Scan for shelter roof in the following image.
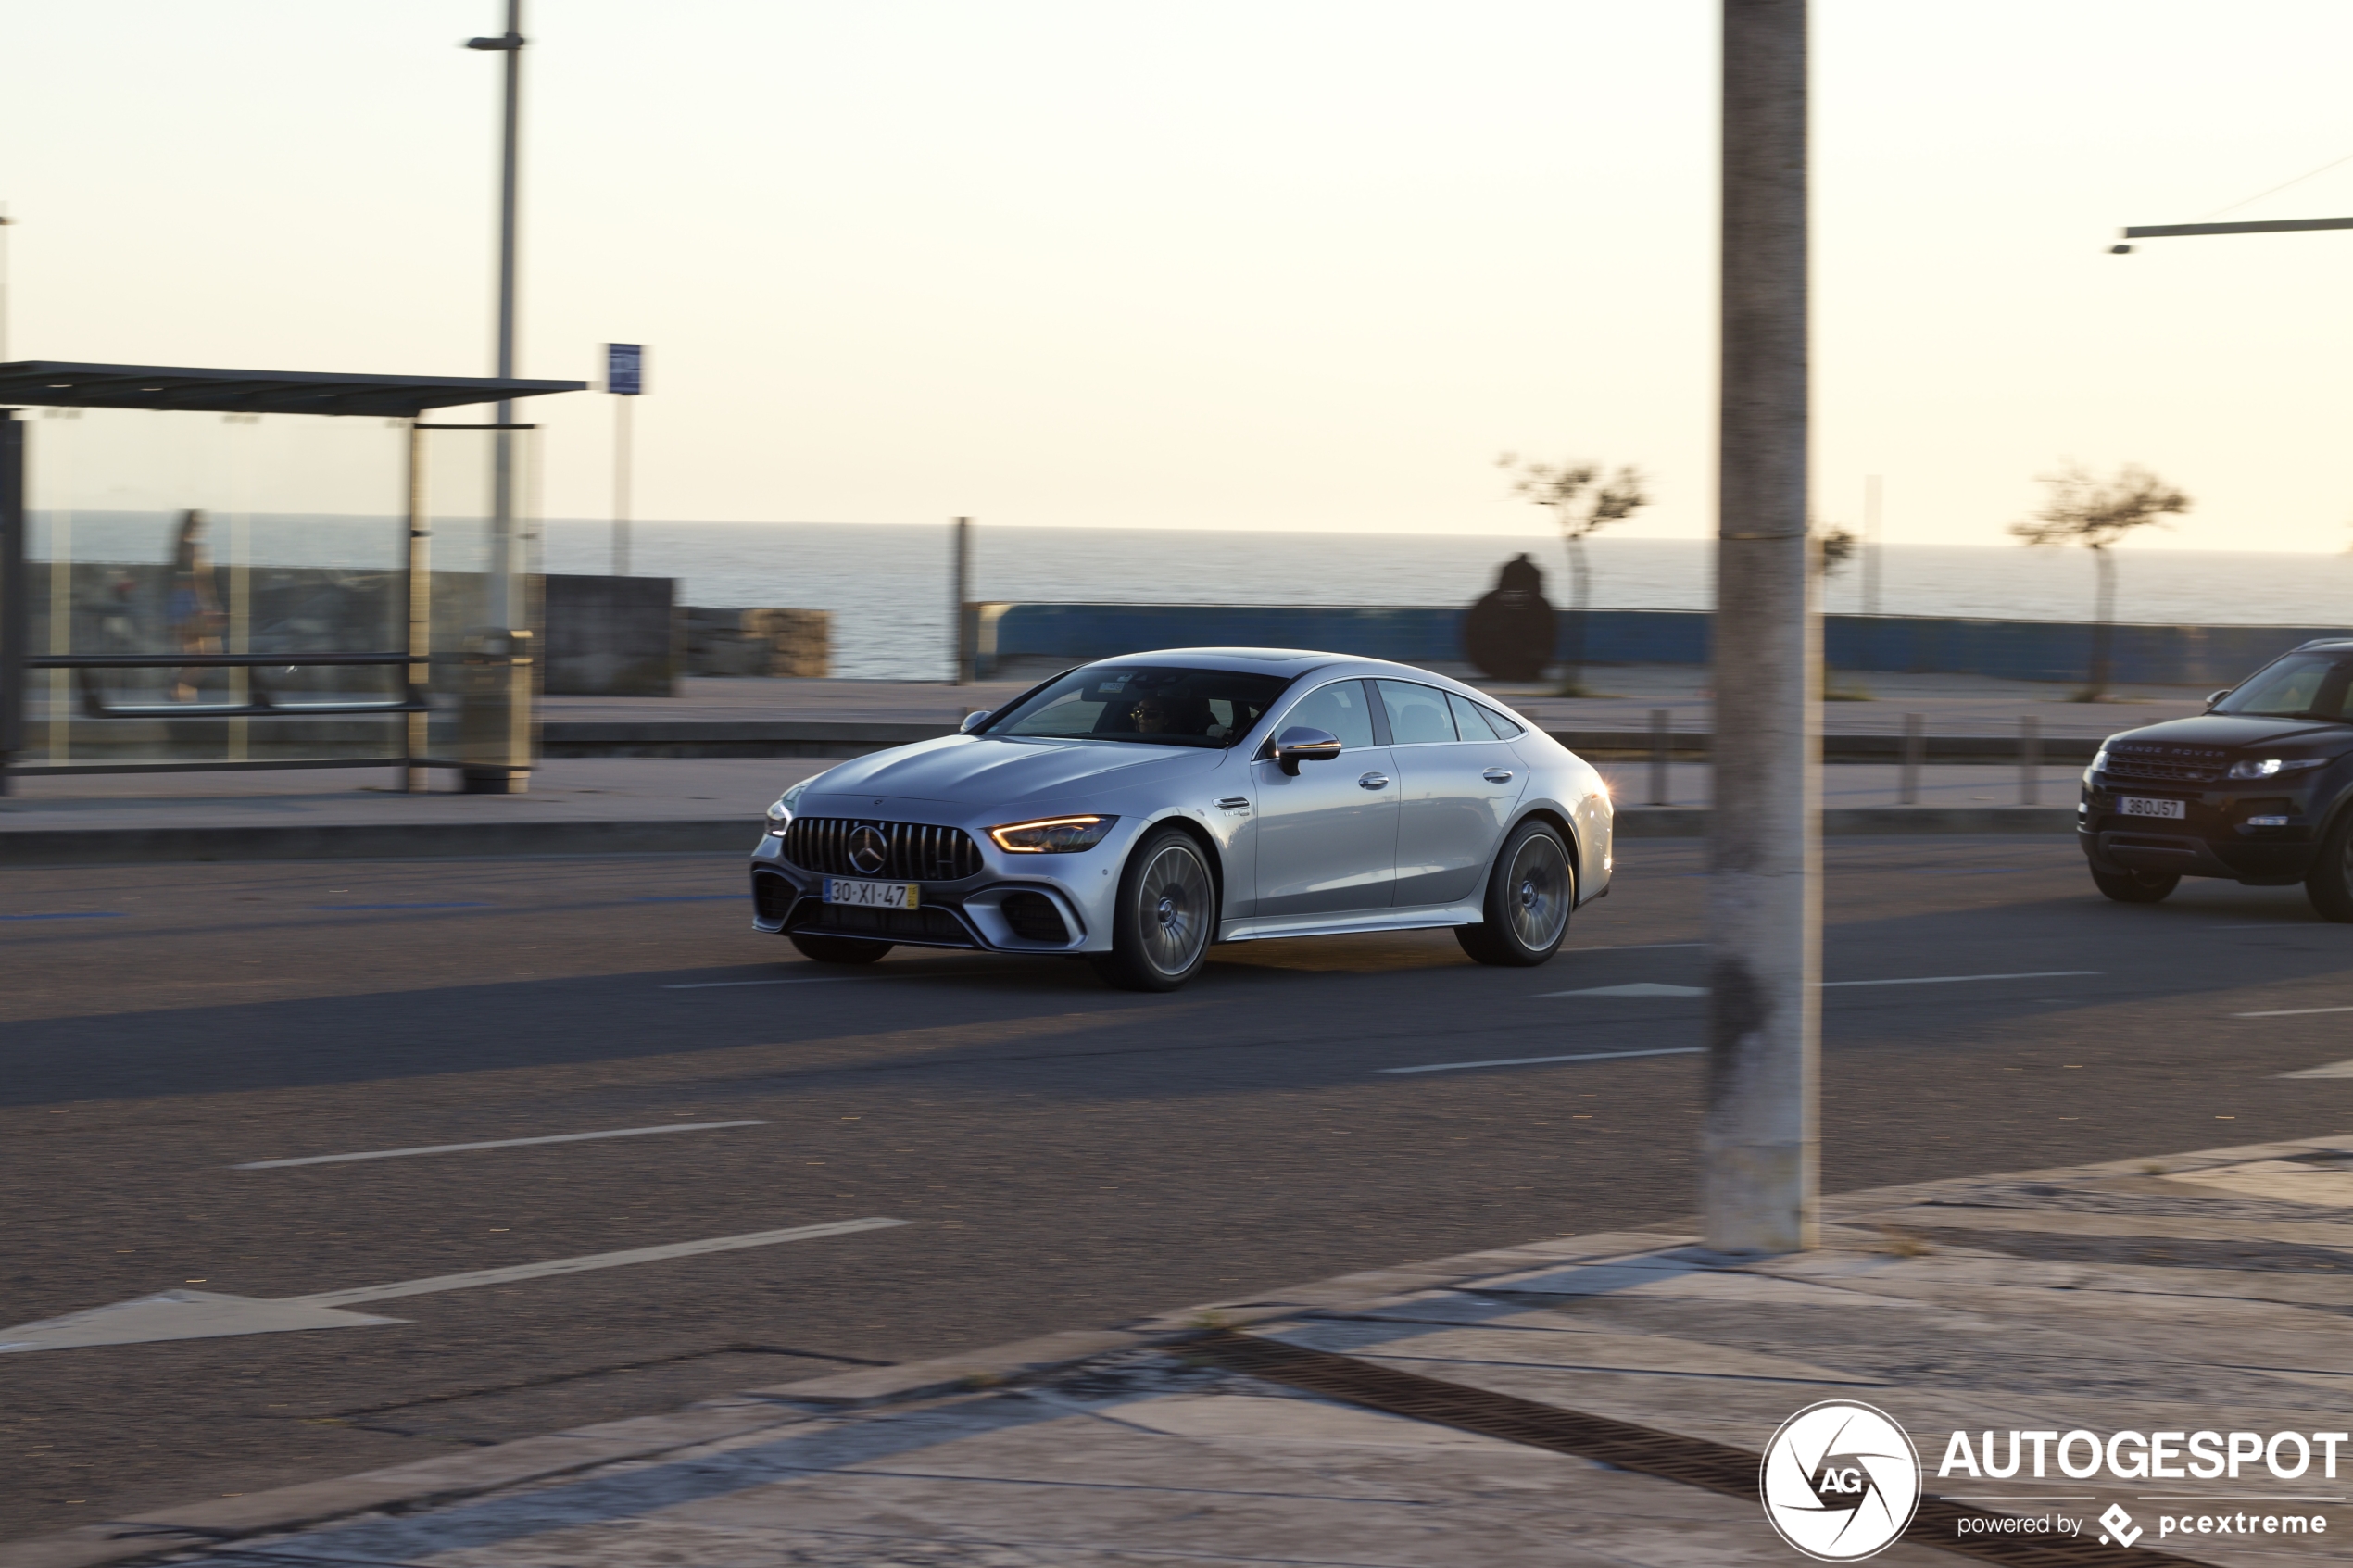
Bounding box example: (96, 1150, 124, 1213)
(0, 361, 585, 417)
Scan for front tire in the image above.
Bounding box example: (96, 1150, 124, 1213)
(1455, 819, 1575, 967)
(1090, 827, 1216, 992)
(2090, 866, 2178, 905)
(2306, 812, 2353, 922)
(789, 933, 893, 964)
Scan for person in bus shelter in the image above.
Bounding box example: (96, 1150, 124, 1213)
(167, 508, 224, 703)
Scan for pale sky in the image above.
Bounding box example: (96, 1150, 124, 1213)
(5, 2, 2352, 553)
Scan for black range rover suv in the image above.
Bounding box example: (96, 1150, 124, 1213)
(2082, 638, 2353, 920)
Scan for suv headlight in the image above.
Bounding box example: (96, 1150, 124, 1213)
(2090, 747, 2108, 774)
(988, 815, 1116, 853)
(2228, 758, 2327, 779)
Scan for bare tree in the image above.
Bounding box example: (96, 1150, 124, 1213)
(1498, 454, 1650, 694)
(2009, 463, 2191, 701)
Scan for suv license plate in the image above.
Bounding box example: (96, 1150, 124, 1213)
(2118, 797, 2186, 820)
(825, 878, 919, 909)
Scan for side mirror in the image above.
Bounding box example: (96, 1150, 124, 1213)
(2204, 690, 2232, 711)
(959, 709, 992, 734)
(1273, 725, 1343, 775)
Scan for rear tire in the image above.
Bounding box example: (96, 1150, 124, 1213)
(789, 933, 893, 964)
(1090, 826, 1216, 992)
(2305, 812, 2353, 922)
(2089, 866, 2178, 905)
(1455, 819, 1575, 967)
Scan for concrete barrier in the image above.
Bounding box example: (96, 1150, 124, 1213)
(984, 603, 2349, 687)
(543, 574, 676, 696)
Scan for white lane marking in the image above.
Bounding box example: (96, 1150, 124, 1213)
(1561, 942, 1708, 952)
(234, 1120, 770, 1170)
(2206, 923, 2334, 931)
(1382, 1047, 1703, 1076)
(2278, 1057, 2353, 1078)
(1533, 983, 1707, 999)
(0, 1219, 908, 1352)
(2242, 1006, 2353, 1020)
(1531, 971, 2098, 1001)
(1818, 970, 2098, 988)
(298, 1218, 908, 1307)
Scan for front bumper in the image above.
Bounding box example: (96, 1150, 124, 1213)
(748, 834, 1102, 952)
(2078, 777, 2322, 884)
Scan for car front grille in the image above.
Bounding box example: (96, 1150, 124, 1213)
(2104, 745, 2224, 784)
(1000, 891, 1071, 944)
(783, 818, 984, 881)
(786, 900, 975, 947)
(750, 872, 797, 924)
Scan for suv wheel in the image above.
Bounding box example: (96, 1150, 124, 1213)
(2089, 866, 2179, 905)
(789, 934, 893, 964)
(1455, 819, 1575, 967)
(1091, 827, 1216, 992)
(2306, 812, 2353, 922)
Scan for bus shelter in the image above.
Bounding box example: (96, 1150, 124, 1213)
(0, 362, 583, 794)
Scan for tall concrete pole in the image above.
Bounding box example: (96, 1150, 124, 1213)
(1705, 0, 1818, 1255)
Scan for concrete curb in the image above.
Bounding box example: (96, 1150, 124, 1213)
(0, 819, 759, 867)
(0, 807, 2075, 866)
(1617, 805, 2078, 837)
(0, 1229, 1698, 1568)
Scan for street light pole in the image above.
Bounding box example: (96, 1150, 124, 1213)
(1706, 0, 1819, 1256)
(468, 2, 525, 629)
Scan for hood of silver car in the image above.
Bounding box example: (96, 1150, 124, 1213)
(801, 734, 1224, 806)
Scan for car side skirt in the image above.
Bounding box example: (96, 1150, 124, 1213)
(1218, 901, 1484, 943)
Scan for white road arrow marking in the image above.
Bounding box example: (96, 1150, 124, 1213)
(0, 1218, 908, 1354)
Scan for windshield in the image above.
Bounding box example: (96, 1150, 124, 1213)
(2214, 652, 2353, 721)
(983, 664, 1294, 747)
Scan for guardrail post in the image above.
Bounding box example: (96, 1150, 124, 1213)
(2019, 714, 2040, 806)
(951, 516, 974, 685)
(1899, 712, 1922, 804)
(1649, 708, 1671, 805)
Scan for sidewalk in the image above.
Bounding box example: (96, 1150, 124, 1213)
(19, 1133, 2353, 1567)
(0, 754, 2077, 864)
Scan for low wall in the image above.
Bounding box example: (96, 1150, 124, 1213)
(987, 604, 2351, 687)
(543, 574, 676, 696)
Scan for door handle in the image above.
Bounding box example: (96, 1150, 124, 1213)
(1358, 772, 1390, 790)
(1482, 768, 1515, 784)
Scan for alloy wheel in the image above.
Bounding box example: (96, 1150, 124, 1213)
(1137, 843, 1213, 976)
(1505, 832, 1571, 952)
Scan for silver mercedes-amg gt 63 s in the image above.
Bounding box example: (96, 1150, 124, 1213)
(749, 648, 1615, 991)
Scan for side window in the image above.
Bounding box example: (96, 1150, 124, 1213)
(1478, 703, 1524, 738)
(1448, 693, 1501, 740)
(1280, 679, 1376, 749)
(1378, 680, 1458, 746)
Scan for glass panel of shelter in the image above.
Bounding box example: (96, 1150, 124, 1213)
(15, 408, 541, 784)
(21, 407, 406, 769)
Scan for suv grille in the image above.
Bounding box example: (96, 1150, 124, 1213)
(783, 818, 984, 881)
(2104, 744, 2224, 784)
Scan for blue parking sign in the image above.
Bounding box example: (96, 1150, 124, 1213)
(606, 343, 644, 396)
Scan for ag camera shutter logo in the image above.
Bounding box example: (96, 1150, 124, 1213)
(1760, 1400, 1923, 1561)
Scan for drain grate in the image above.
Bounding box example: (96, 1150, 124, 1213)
(1180, 1330, 2210, 1568)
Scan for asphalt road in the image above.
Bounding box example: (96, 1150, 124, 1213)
(5, 835, 2351, 1540)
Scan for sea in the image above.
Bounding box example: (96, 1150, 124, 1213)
(30, 512, 2353, 683)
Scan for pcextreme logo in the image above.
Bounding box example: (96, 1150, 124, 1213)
(1759, 1400, 1924, 1562)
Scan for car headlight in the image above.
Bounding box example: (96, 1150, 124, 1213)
(766, 779, 812, 834)
(2227, 758, 2327, 779)
(2090, 747, 2108, 773)
(988, 815, 1116, 853)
